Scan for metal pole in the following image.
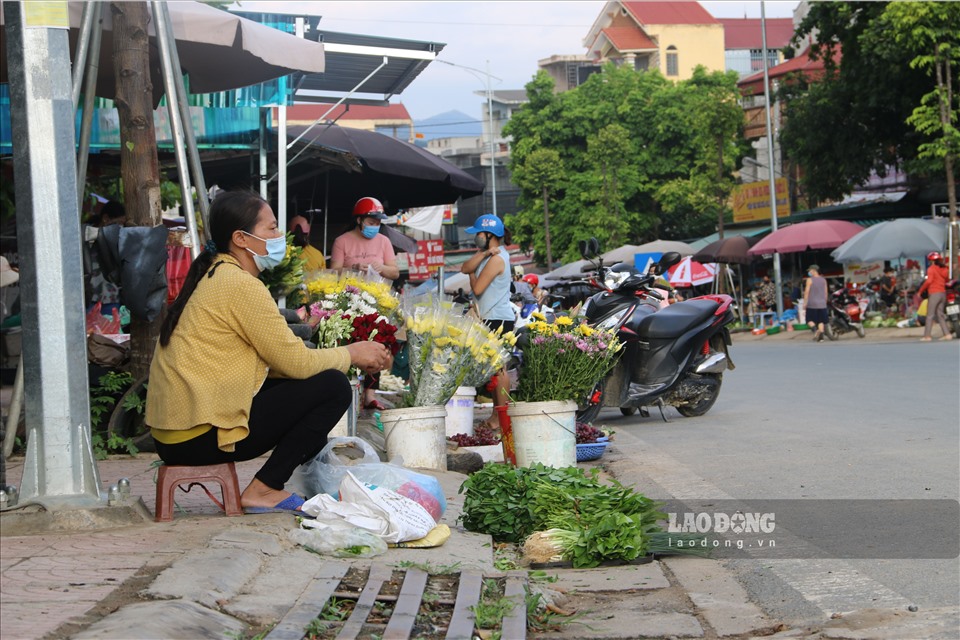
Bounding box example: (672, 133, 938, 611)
(153, 0, 200, 258)
(75, 1, 102, 213)
(761, 0, 784, 322)
(486, 60, 497, 217)
(278, 103, 288, 231)
(324, 172, 330, 256)
(259, 109, 268, 199)
(158, 1, 210, 240)
(5, 1, 102, 506)
(437, 266, 445, 296)
(71, 1, 95, 109)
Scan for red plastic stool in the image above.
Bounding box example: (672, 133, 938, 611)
(155, 462, 243, 522)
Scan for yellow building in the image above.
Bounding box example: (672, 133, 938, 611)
(582, 1, 725, 81)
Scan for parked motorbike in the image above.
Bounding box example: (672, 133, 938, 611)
(570, 239, 736, 423)
(825, 286, 866, 340)
(945, 279, 960, 337)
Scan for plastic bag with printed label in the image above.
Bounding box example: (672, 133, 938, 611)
(301, 471, 436, 543)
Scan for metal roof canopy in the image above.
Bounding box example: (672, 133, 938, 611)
(232, 11, 445, 106)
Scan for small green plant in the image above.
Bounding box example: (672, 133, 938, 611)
(317, 597, 353, 622)
(88, 371, 140, 459)
(493, 550, 519, 572)
(469, 578, 516, 633)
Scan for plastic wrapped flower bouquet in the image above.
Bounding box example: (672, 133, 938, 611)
(401, 294, 513, 407)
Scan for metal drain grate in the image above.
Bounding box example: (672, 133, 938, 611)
(265, 562, 528, 640)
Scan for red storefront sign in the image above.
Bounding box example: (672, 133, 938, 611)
(409, 239, 445, 279)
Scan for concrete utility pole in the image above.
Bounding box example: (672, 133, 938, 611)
(4, 1, 101, 506)
(761, 0, 784, 321)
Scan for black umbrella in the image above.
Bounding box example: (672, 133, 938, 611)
(692, 236, 759, 265)
(287, 124, 485, 212)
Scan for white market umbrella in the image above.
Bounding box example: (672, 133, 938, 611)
(831, 218, 947, 263)
(668, 257, 717, 287)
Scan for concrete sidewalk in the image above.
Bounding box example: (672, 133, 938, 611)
(731, 324, 949, 344)
(2, 442, 955, 638)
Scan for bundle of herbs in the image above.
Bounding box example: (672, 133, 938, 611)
(460, 463, 709, 567)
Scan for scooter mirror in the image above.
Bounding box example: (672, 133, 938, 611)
(578, 237, 602, 259)
(654, 251, 682, 275)
(589, 238, 601, 257)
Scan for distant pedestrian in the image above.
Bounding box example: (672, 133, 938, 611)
(917, 252, 953, 342)
(803, 264, 828, 342)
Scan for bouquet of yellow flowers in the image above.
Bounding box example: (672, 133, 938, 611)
(304, 269, 400, 322)
(514, 313, 621, 403)
(402, 294, 514, 407)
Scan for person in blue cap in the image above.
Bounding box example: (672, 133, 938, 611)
(461, 213, 514, 429)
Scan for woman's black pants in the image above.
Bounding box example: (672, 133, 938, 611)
(154, 370, 351, 490)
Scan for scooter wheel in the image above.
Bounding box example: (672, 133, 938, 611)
(825, 322, 838, 341)
(620, 407, 638, 416)
(855, 324, 866, 338)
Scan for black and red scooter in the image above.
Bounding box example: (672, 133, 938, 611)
(571, 240, 736, 422)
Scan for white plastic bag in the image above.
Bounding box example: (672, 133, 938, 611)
(301, 471, 436, 543)
(289, 436, 447, 521)
(288, 519, 387, 558)
(287, 436, 381, 498)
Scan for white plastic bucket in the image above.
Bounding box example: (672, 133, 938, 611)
(506, 400, 577, 468)
(381, 405, 448, 470)
(445, 386, 477, 438)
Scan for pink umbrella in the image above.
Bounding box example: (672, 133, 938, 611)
(668, 257, 717, 287)
(749, 220, 864, 254)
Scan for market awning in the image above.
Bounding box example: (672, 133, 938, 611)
(689, 225, 771, 251)
(232, 12, 444, 106)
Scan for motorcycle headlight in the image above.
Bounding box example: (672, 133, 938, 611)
(595, 306, 632, 331)
(604, 271, 630, 291)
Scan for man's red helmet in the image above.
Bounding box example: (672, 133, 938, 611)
(522, 274, 539, 287)
(352, 197, 386, 219)
(927, 251, 943, 264)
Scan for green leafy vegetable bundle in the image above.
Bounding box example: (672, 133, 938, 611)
(460, 463, 706, 567)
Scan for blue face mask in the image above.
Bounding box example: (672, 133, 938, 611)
(243, 231, 286, 272)
(362, 225, 380, 239)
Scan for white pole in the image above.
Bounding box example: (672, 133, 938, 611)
(486, 60, 497, 217)
(761, 0, 784, 322)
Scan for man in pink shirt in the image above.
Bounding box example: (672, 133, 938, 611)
(330, 197, 399, 280)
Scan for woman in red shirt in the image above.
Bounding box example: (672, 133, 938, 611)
(917, 252, 953, 341)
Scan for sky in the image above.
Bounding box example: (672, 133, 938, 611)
(235, 1, 801, 124)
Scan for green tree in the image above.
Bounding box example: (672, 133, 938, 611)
(879, 2, 959, 271)
(512, 147, 564, 267)
(781, 1, 949, 204)
(656, 68, 744, 240)
(505, 65, 744, 263)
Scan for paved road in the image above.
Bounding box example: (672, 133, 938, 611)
(596, 338, 960, 624)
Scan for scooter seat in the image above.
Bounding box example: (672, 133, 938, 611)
(637, 299, 719, 339)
